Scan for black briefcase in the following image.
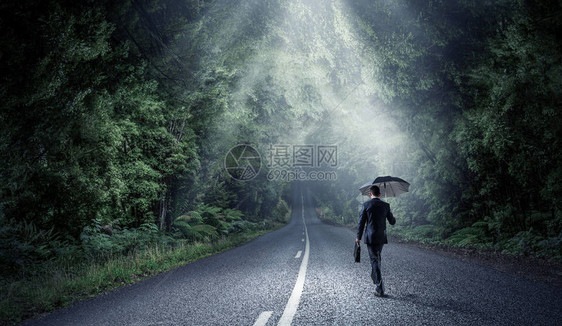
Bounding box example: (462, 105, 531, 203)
(354, 242, 361, 263)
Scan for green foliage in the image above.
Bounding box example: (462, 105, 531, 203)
(170, 220, 192, 238)
(270, 198, 291, 223)
(0, 217, 58, 274)
(171, 205, 265, 242)
(388, 224, 445, 245)
(80, 219, 168, 259)
(445, 222, 493, 249)
(223, 208, 244, 222)
(228, 220, 260, 234)
(501, 230, 544, 256)
(536, 235, 562, 260)
(191, 224, 219, 241)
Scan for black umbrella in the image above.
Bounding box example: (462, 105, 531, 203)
(359, 176, 410, 197)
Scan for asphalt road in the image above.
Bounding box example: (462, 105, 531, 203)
(24, 185, 562, 326)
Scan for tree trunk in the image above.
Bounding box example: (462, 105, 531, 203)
(159, 195, 167, 231)
(159, 181, 173, 232)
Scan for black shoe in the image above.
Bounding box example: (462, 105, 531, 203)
(375, 281, 385, 297)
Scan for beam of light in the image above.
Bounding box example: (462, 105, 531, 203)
(192, 0, 415, 180)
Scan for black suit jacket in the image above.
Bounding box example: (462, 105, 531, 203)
(357, 198, 396, 245)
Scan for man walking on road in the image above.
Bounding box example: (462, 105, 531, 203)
(356, 185, 396, 296)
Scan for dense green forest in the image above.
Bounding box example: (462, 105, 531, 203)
(1, 0, 292, 270)
(1, 0, 561, 322)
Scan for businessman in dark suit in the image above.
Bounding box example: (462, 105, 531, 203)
(356, 185, 396, 296)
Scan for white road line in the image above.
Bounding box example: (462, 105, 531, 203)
(295, 250, 302, 259)
(278, 193, 310, 326)
(253, 311, 273, 326)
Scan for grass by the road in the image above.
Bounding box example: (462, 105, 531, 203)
(0, 226, 282, 325)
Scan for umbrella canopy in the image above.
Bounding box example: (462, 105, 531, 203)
(359, 176, 410, 197)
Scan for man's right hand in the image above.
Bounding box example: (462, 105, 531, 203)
(355, 238, 360, 244)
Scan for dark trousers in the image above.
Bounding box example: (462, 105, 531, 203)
(367, 243, 384, 285)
